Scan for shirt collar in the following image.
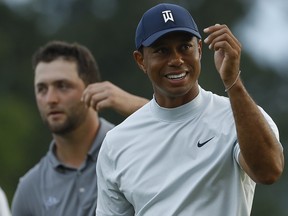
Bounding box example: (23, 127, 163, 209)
(47, 118, 114, 169)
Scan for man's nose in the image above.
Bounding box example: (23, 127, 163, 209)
(45, 88, 59, 104)
(168, 50, 184, 66)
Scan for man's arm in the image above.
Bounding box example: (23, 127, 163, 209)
(81, 81, 149, 117)
(204, 24, 284, 184)
(228, 79, 284, 184)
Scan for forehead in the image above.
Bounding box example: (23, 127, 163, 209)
(34, 58, 81, 85)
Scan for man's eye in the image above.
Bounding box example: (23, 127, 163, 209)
(155, 47, 168, 54)
(37, 86, 46, 93)
(60, 84, 67, 89)
(182, 44, 192, 50)
(58, 82, 69, 89)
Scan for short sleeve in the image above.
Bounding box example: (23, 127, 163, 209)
(96, 138, 134, 216)
(233, 142, 241, 166)
(259, 107, 280, 141)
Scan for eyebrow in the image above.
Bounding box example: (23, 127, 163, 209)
(35, 78, 71, 86)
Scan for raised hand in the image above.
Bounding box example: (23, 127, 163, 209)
(81, 81, 148, 117)
(203, 24, 241, 89)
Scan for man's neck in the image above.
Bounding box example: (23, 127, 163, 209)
(53, 113, 100, 168)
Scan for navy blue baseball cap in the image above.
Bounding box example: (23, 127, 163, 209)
(135, 3, 201, 49)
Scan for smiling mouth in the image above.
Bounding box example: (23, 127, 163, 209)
(166, 72, 187, 80)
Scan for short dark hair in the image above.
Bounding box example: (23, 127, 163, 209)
(32, 41, 101, 85)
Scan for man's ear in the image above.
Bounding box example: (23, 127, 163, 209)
(133, 50, 146, 73)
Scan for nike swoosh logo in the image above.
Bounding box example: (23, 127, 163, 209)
(197, 137, 214, 147)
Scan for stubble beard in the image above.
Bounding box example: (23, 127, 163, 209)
(46, 118, 77, 135)
(42, 105, 88, 135)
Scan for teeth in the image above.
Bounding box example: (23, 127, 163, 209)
(167, 72, 186, 79)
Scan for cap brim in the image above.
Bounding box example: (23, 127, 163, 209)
(142, 27, 201, 47)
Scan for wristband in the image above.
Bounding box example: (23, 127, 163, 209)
(225, 70, 241, 92)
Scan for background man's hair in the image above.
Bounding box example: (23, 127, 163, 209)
(32, 40, 101, 85)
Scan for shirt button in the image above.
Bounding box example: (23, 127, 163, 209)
(79, 187, 85, 193)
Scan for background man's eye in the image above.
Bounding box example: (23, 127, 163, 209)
(37, 86, 46, 93)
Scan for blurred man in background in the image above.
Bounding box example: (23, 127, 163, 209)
(11, 41, 148, 216)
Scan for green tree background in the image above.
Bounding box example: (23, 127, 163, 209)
(0, 0, 287, 215)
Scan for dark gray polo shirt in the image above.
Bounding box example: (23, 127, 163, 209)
(12, 118, 114, 216)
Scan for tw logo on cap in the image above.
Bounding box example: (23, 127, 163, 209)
(162, 10, 174, 23)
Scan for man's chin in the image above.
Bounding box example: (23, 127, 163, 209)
(46, 123, 73, 135)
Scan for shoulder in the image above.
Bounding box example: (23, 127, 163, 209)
(257, 106, 280, 140)
(15, 155, 48, 192)
(12, 156, 48, 215)
(202, 88, 230, 105)
(101, 102, 152, 151)
(108, 101, 151, 134)
(199, 88, 232, 117)
(99, 118, 115, 131)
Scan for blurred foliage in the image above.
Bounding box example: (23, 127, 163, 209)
(0, 0, 287, 215)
